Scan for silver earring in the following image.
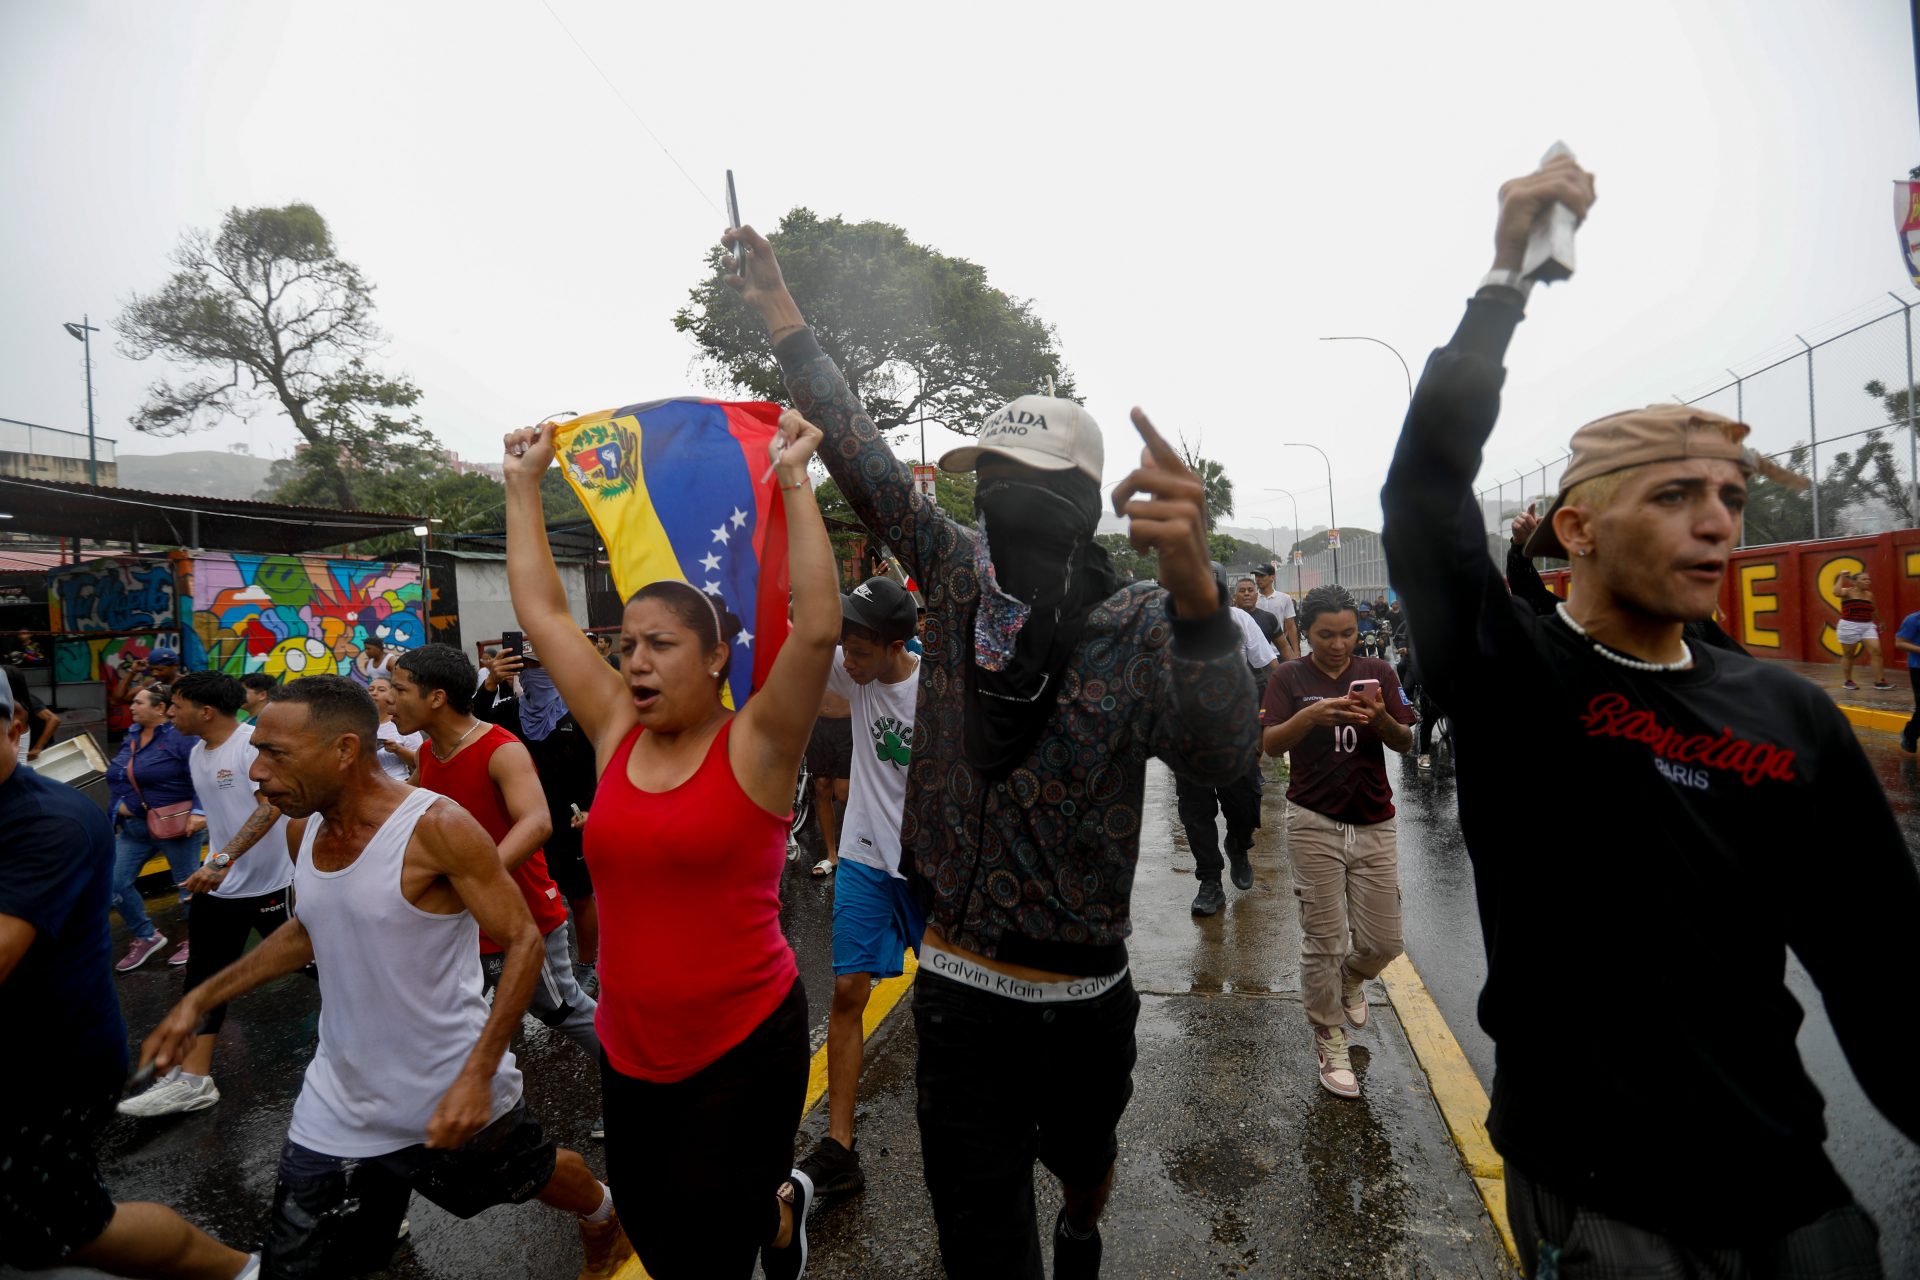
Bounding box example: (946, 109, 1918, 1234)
(1576, 549, 1591, 557)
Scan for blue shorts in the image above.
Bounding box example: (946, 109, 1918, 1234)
(832, 860, 924, 978)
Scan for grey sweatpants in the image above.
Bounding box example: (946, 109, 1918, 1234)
(480, 922, 600, 1061)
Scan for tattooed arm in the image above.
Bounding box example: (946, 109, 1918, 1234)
(182, 797, 282, 894)
(723, 225, 956, 586)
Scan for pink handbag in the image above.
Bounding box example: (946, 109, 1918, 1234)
(127, 740, 195, 838)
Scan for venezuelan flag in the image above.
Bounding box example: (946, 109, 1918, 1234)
(551, 398, 790, 709)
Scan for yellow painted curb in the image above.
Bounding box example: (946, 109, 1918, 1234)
(1837, 702, 1908, 734)
(613, 950, 920, 1279)
(1377, 954, 1518, 1267)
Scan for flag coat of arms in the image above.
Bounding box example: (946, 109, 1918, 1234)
(551, 398, 790, 709)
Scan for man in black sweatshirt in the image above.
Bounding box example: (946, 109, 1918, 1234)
(1382, 154, 1919, 1276)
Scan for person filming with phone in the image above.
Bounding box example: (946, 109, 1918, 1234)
(1259, 584, 1415, 1100)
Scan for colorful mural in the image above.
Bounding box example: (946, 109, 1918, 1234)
(187, 554, 424, 677)
(45, 552, 424, 682)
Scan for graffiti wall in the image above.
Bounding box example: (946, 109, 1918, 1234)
(46, 556, 185, 683)
(1534, 529, 1920, 663)
(45, 552, 424, 682)
(187, 554, 424, 678)
(48, 556, 179, 634)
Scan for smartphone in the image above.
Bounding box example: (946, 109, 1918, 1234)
(501, 630, 523, 659)
(1347, 678, 1381, 701)
(725, 169, 745, 277)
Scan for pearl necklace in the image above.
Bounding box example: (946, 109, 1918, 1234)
(1555, 603, 1694, 673)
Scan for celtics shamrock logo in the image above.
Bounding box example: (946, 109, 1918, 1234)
(872, 715, 913, 769)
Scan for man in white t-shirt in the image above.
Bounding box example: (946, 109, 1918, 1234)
(1254, 563, 1299, 660)
(797, 575, 923, 1202)
(120, 671, 294, 1118)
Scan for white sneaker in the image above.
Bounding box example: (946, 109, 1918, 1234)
(117, 1071, 220, 1117)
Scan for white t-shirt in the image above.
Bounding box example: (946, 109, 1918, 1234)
(1229, 607, 1278, 671)
(189, 722, 294, 899)
(376, 720, 424, 783)
(1256, 589, 1296, 627)
(825, 648, 920, 878)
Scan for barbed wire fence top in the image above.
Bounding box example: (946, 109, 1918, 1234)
(1463, 289, 1920, 562)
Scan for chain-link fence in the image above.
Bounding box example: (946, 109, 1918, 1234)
(1466, 291, 1920, 555)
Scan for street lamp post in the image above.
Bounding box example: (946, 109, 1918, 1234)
(413, 524, 432, 638)
(1320, 335, 1413, 400)
(1264, 487, 1304, 595)
(62, 316, 100, 486)
(1245, 515, 1277, 560)
(1282, 444, 1338, 584)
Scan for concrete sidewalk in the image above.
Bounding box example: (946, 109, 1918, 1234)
(796, 763, 1513, 1278)
(1765, 655, 1915, 735)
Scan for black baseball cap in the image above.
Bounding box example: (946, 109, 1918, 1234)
(842, 576, 918, 643)
(1255, 563, 1277, 578)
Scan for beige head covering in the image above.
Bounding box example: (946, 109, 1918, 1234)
(1523, 404, 1807, 558)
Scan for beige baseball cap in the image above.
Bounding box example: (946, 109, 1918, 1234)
(1522, 404, 1799, 559)
(938, 395, 1103, 483)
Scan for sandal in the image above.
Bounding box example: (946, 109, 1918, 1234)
(811, 858, 835, 878)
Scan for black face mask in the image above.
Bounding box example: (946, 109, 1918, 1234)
(963, 471, 1121, 780)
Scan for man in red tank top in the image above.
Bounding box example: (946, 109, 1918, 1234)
(395, 647, 604, 1099)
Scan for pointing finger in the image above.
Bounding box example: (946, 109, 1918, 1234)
(1129, 407, 1188, 475)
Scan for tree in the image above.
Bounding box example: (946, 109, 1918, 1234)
(119, 203, 430, 509)
(1174, 436, 1234, 534)
(1287, 527, 1370, 559)
(1207, 533, 1269, 567)
(674, 209, 1075, 440)
(1095, 532, 1155, 582)
(814, 469, 978, 582)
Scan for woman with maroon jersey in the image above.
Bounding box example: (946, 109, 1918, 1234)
(1260, 585, 1417, 1098)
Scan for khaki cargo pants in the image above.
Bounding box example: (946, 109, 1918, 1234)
(1284, 802, 1404, 1029)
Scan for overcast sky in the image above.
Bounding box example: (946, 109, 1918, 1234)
(4, 0, 1917, 535)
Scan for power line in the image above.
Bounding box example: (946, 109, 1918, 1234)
(533, 0, 722, 217)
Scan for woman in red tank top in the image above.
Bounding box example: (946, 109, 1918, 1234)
(501, 407, 838, 1280)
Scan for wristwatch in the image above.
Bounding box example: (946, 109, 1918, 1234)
(1477, 267, 1534, 305)
(210, 852, 232, 870)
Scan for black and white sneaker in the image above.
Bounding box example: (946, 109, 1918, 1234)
(762, 1168, 812, 1280)
(796, 1135, 864, 1195)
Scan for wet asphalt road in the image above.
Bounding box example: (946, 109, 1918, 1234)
(92, 728, 1918, 1277)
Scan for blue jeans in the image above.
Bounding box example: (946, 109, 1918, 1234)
(112, 813, 203, 941)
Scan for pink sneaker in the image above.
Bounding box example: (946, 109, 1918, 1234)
(1341, 970, 1370, 1030)
(168, 941, 191, 967)
(1315, 1025, 1360, 1098)
(116, 933, 169, 973)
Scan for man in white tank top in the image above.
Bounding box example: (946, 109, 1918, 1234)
(134, 676, 633, 1279)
